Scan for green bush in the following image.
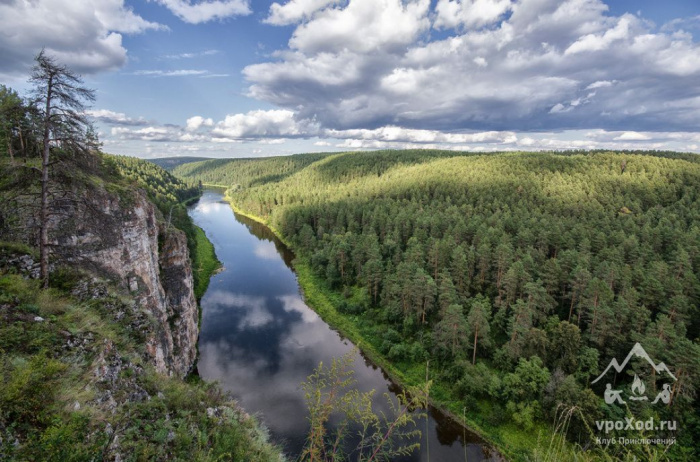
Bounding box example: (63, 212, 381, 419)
(0, 354, 67, 429)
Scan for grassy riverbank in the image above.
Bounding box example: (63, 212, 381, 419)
(191, 225, 221, 300)
(223, 192, 548, 461)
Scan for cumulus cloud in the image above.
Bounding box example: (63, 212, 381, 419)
(564, 15, 633, 55)
(105, 107, 700, 156)
(613, 131, 652, 141)
(265, 0, 340, 25)
(186, 116, 214, 131)
(243, 0, 700, 133)
(112, 125, 210, 142)
(0, 0, 166, 78)
(212, 109, 321, 139)
(434, 0, 513, 30)
(326, 126, 517, 144)
(288, 0, 430, 53)
(584, 130, 700, 143)
(153, 0, 251, 24)
(87, 109, 149, 126)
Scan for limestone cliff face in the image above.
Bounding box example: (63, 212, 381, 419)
(52, 187, 198, 377)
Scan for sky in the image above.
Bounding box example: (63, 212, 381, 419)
(1, 0, 700, 159)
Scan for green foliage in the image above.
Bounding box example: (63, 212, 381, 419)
(301, 352, 428, 461)
(192, 225, 220, 299)
(179, 149, 700, 460)
(105, 154, 201, 209)
(0, 268, 280, 462)
(0, 354, 67, 429)
(148, 156, 213, 171)
(172, 151, 335, 188)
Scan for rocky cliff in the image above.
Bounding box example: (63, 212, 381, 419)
(51, 185, 198, 377)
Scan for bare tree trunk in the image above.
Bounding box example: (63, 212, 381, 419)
(18, 127, 24, 158)
(6, 138, 13, 162)
(39, 77, 52, 288)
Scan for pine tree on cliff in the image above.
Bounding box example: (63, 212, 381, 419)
(30, 50, 95, 288)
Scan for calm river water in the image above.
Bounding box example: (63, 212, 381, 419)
(189, 190, 502, 461)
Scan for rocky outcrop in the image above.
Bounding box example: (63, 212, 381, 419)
(51, 187, 198, 377)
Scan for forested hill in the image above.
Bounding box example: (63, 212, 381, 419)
(172, 151, 335, 187)
(107, 154, 200, 209)
(148, 156, 213, 171)
(175, 149, 700, 460)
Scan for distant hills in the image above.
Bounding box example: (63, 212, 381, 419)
(148, 156, 213, 171)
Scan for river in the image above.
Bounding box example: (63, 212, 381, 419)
(189, 190, 502, 461)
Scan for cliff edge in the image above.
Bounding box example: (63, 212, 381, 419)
(51, 185, 198, 376)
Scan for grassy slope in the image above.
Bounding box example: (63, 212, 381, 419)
(0, 264, 282, 461)
(192, 225, 221, 300)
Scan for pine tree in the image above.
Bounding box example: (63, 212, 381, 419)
(29, 50, 95, 287)
(467, 296, 492, 364)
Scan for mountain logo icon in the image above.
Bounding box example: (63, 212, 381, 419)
(594, 343, 676, 407)
(592, 342, 677, 385)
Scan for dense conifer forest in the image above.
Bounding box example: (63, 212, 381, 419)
(108, 154, 201, 208)
(176, 149, 700, 459)
(148, 157, 214, 171)
(174, 152, 335, 188)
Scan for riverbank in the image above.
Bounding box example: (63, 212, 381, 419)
(223, 192, 542, 461)
(191, 225, 222, 300)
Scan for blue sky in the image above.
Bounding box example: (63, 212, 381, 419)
(1, 0, 700, 158)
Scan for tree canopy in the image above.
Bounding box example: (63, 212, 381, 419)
(177, 149, 700, 459)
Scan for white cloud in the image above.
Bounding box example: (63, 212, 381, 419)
(473, 56, 488, 67)
(661, 15, 700, 33)
(186, 116, 214, 131)
(87, 109, 149, 126)
(549, 103, 568, 114)
(565, 15, 634, 55)
(326, 126, 517, 144)
(212, 109, 320, 139)
(613, 131, 652, 141)
(97, 0, 168, 34)
(586, 80, 615, 90)
(164, 50, 220, 59)
(289, 0, 431, 53)
(153, 0, 251, 24)
(134, 69, 209, 77)
(434, 0, 513, 30)
(112, 124, 208, 142)
(265, 0, 340, 25)
(0, 0, 166, 78)
(243, 0, 700, 133)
